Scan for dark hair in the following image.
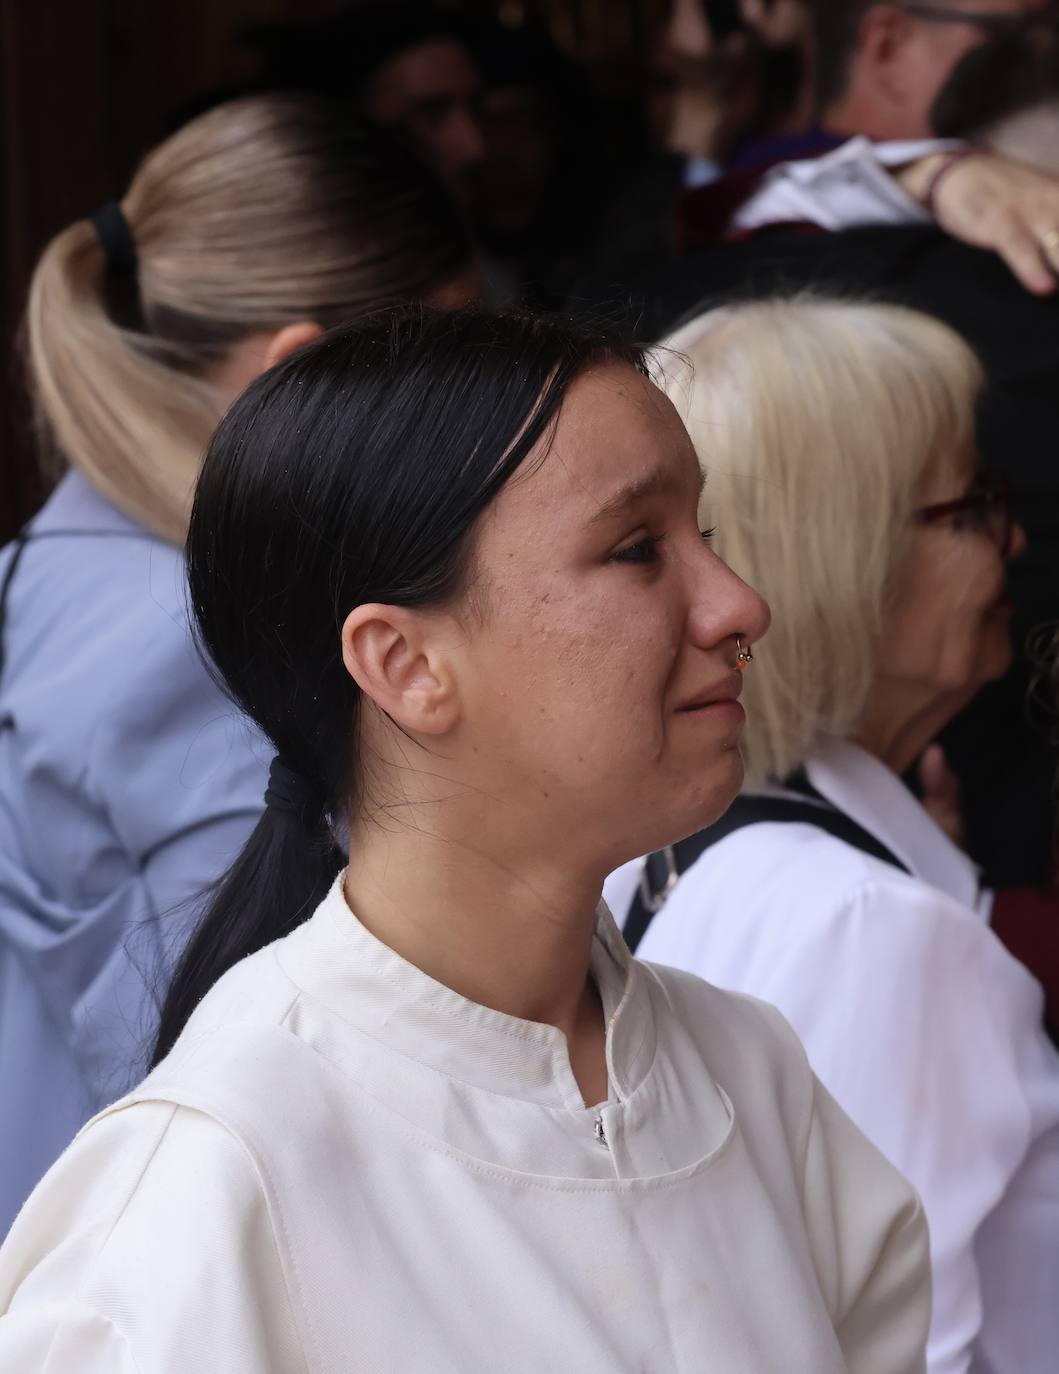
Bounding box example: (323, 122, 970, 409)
(151, 306, 644, 1064)
(930, 31, 1059, 138)
(812, 0, 875, 110)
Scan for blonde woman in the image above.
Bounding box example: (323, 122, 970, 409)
(0, 93, 475, 1236)
(608, 298, 1059, 1374)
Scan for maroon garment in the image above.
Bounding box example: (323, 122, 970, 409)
(676, 133, 844, 253)
(993, 884, 1059, 1035)
(677, 169, 769, 253)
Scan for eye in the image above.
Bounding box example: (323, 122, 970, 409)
(700, 526, 716, 544)
(610, 533, 664, 565)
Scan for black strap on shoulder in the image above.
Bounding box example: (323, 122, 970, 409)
(623, 775, 910, 954)
(0, 531, 30, 685)
(0, 525, 153, 690)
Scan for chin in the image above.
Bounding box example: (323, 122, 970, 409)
(668, 751, 745, 846)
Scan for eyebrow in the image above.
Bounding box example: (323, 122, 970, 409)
(588, 466, 707, 525)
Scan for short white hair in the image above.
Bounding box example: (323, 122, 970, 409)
(657, 296, 984, 785)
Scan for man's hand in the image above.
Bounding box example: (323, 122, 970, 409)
(898, 150, 1059, 296)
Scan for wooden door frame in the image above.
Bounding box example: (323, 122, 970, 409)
(0, 0, 110, 540)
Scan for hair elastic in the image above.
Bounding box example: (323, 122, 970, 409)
(264, 755, 329, 827)
(89, 200, 138, 278)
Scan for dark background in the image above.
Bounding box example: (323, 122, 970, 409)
(0, 0, 667, 543)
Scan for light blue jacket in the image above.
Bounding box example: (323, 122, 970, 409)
(0, 471, 267, 1235)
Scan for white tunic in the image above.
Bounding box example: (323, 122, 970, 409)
(612, 742, 1059, 1374)
(0, 873, 929, 1373)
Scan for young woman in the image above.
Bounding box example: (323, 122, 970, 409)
(613, 298, 1059, 1374)
(0, 308, 928, 1371)
(0, 93, 475, 1235)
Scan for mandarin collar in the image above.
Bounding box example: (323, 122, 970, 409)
(803, 740, 985, 916)
(277, 872, 657, 1113)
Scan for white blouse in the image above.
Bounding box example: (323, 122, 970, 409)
(610, 741, 1059, 1374)
(0, 871, 929, 1373)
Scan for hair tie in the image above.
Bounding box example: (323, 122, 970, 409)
(264, 755, 329, 828)
(89, 200, 138, 279)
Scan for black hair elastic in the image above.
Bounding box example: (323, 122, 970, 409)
(264, 755, 329, 827)
(89, 200, 138, 278)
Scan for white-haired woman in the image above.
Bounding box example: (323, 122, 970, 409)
(607, 299, 1059, 1374)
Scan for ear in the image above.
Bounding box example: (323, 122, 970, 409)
(859, 3, 914, 83)
(262, 320, 324, 372)
(340, 603, 461, 736)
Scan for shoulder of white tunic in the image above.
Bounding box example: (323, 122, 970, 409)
(637, 957, 817, 1149)
(0, 1099, 306, 1373)
(103, 942, 348, 1160)
(642, 956, 811, 1058)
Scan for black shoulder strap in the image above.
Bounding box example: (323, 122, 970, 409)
(0, 531, 30, 685)
(0, 525, 152, 690)
(623, 782, 910, 954)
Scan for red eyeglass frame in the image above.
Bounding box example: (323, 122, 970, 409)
(916, 470, 1014, 557)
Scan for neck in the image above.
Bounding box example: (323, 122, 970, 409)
(820, 91, 924, 145)
(344, 806, 604, 1038)
(341, 715, 614, 1107)
(854, 682, 970, 776)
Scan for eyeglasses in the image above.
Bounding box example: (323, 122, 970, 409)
(917, 470, 1014, 555)
(901, 2, 1053, 34)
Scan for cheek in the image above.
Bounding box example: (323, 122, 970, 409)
(479, 579, 683, 759)
(887, 541, 1008, 686)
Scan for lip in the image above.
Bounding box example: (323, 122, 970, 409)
(675, 670, 745, 714)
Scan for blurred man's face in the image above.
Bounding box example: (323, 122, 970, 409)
(367, 39, 486, 193)
(881, 0, 1050, 136)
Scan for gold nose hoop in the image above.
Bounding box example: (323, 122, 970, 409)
(736, 640, 753, 671)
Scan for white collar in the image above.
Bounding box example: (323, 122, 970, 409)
(277, 872, 657, 1113)
(800, 740, 985, 917)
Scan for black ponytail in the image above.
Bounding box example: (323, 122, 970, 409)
(152, 305, 644, 1066)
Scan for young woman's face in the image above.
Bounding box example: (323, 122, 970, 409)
(452, 363, 770, 871)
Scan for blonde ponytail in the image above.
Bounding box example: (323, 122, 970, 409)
(27, 220, 217, 543)
(25, 95, 471, 544)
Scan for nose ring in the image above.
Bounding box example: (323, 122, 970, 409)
(736, 639, 753, 671)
